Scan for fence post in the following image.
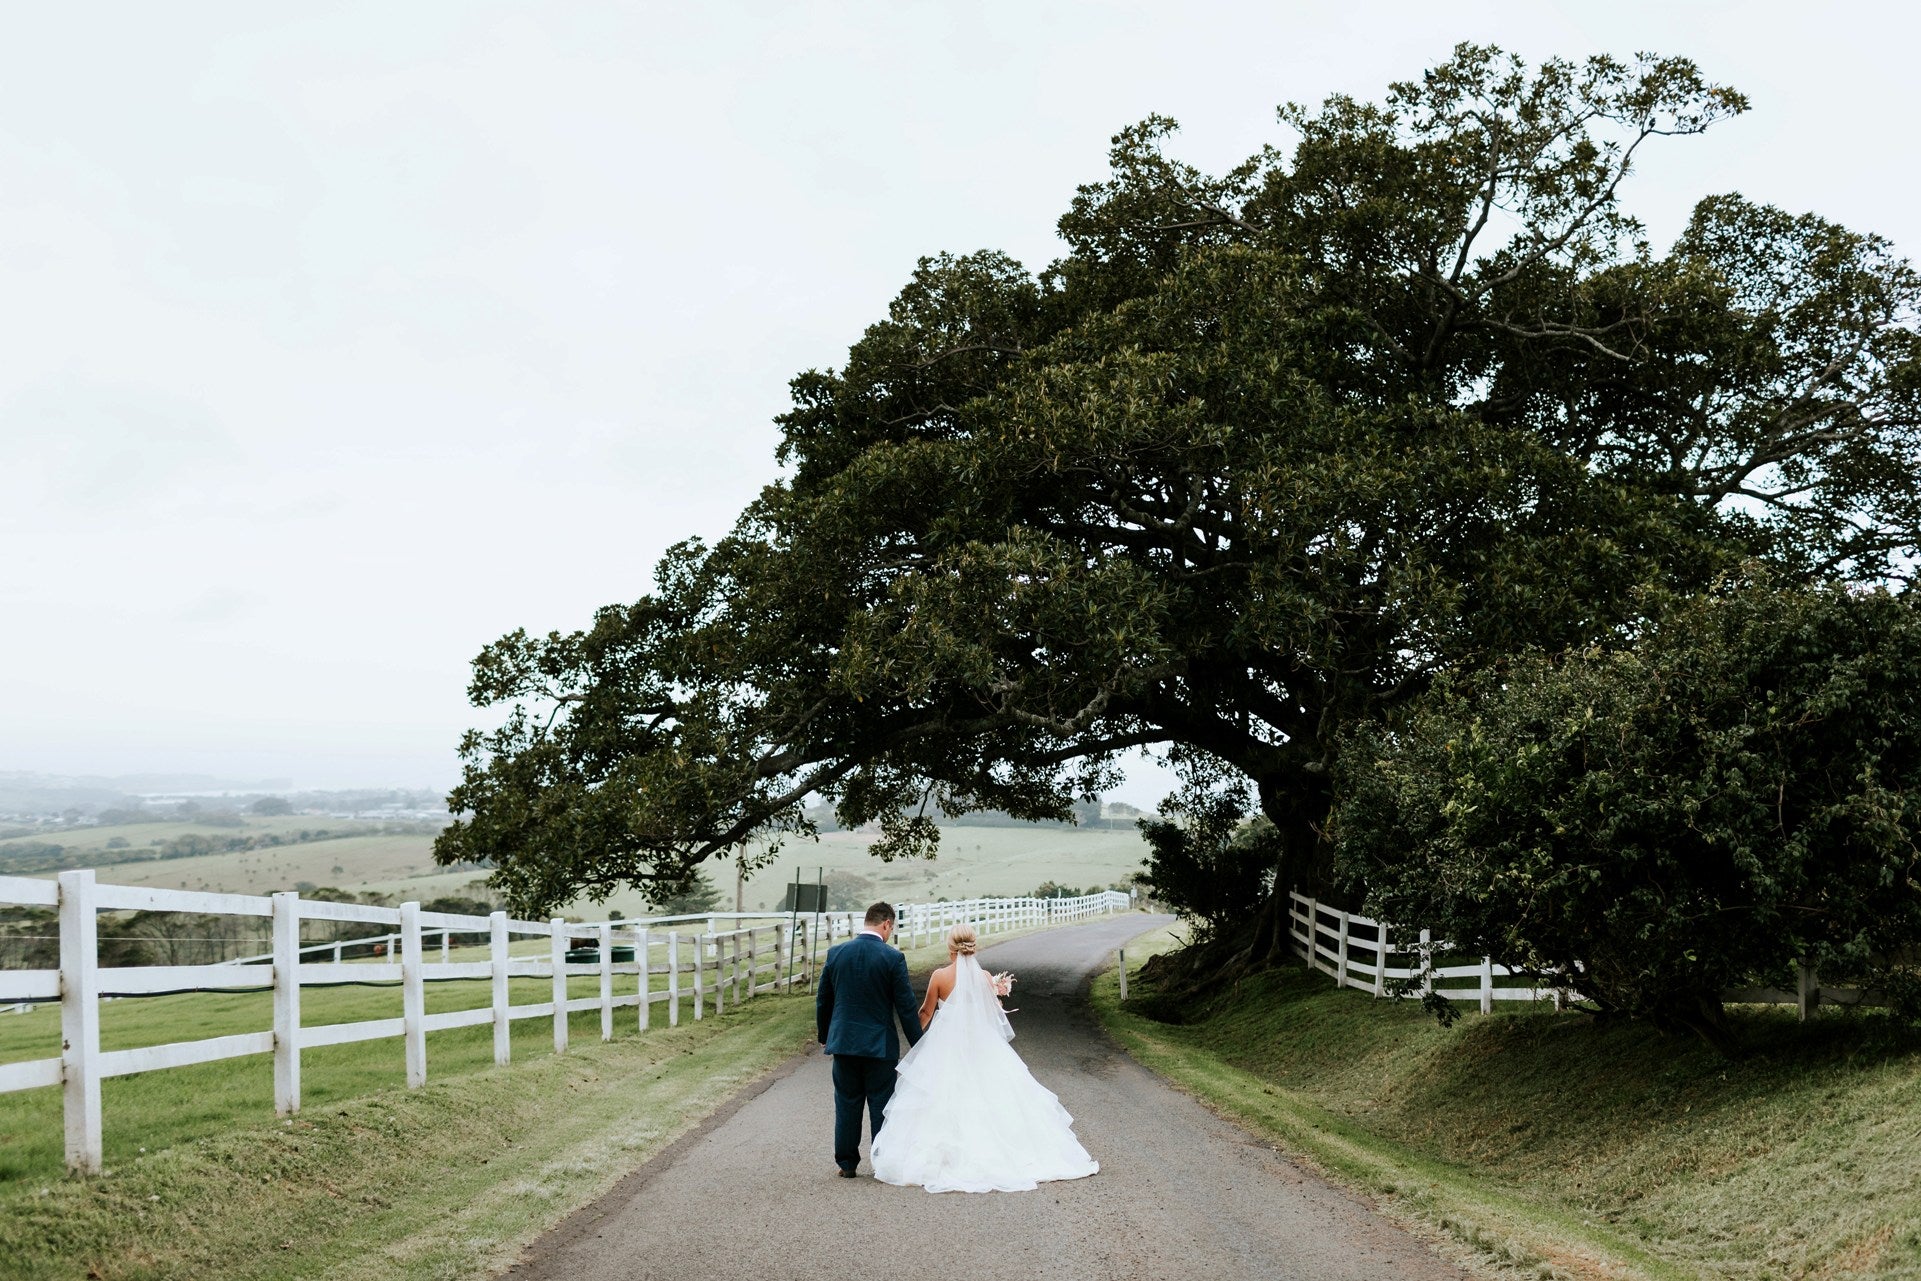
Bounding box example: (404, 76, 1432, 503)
(1374, 927, 1388, 1000)
(668, 932, 681, 1027)
(1303, 897, 1319, 973)
(714, 934, 726, 1017)
(490, 912, 511, 1065)
(549, 920, 569, 1054)
(745, 929, 757, 1000)
(440, 930, 449, 964)
(598, 922, 614, 1042)
(1118, 947, 1128, 1001)
(695, 934, 707, 1020)
(58, 869, 102, 1175)
(272, 891, 302, 1115)
(1420, 928, 1433, 997)
(1336, 910, 1350, 989)
(333, 941, 343, 963)
(1798, 962, 1819, 1022)
(1480, 954, 1494, 1015)
(636, 926, 651, 1031)
(400, 902, 426, 1088)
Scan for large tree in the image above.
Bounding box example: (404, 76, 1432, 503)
(437, 47, 1921, 952)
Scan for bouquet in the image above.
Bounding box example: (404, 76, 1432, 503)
(991, 970, 1017, 1010)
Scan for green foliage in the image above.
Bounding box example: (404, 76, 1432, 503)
(0, 906, 56, 968)
(0, 841, 69, 875)
(419, 893, 495, 917)
(248, 796, 294, 816)
(1136, 755, 1279, 937)
(1333, 582, 1921, 1042)
(646, 869, 724, 917)
(439, 44, 1921, 919)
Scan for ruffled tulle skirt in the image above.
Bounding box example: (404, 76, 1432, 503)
(869, 1004, 1099, 1193)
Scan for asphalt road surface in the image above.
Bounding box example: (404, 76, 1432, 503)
(509, 915, 1467, 1281)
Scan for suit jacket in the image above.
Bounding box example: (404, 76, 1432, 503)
(815, 932, 922, 1060)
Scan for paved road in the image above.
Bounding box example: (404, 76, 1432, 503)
(509, 915, 1466, 1281)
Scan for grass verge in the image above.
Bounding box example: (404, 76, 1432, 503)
(0, 922, 1045, 1280)
(0, 990, 815, 1281)
(1093, 927, 1921, 1281)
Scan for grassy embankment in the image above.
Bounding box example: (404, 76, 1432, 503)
(0, 930, 1020, 1281)
(1094, 926, 1921, 1281)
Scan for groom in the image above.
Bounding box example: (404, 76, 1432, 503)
(815, 901, 922, 1178)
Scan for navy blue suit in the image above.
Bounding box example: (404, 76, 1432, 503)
(815, 931, 921, 1172)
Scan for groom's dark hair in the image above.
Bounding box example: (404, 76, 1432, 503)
(864, 902, 896, 926)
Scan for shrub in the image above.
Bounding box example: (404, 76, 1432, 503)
(1138, 766, 1278, 941)
(1332, 583, 1921, 1047)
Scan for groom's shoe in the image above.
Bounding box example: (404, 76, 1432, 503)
(836, 1167, 858, 1178)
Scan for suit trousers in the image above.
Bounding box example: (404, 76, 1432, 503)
(831, 1054, 897, 1171)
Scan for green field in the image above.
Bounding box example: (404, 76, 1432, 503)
(9, 820, 1152, 914)
(0, 958, 752, 1180)
(1, 818, 448, 894)
(0, 987, 818, 1281)
(0, 929, 1046, 1280)
(1098, 928, 1921, 1281)
(50, 833, 449, 896)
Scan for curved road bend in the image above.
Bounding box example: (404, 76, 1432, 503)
(509, 915, 1466, 1281)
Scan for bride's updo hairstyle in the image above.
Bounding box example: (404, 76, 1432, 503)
(947, 924, 978, 956)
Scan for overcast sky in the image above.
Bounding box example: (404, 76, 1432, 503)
(2, 1, 1915, 803)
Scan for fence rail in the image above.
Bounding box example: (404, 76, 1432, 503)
(0, 870, 1130, 1174)
(1286, 890, 1885, 1019)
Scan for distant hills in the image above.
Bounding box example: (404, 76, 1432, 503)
(0, 772, 445, 829)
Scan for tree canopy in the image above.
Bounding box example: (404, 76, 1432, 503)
(436, 45, 1921, 928)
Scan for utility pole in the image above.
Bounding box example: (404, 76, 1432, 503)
(735, 853, 745, 913)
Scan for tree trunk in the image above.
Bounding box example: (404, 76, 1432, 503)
(1665, 992, 1738, 1056)
(1256, 767, 1341, 907)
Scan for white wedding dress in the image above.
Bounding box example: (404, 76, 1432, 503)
(870, 953, 1099, 1193)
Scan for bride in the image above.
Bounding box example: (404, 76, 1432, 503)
(870, 924, 1099, 1193)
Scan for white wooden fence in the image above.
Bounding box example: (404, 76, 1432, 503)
(0, 870, 1129, 1174)
(1288, 890, 1885, 1019)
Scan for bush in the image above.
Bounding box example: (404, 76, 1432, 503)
(1332, 583, 1921, 1047)
(1137, 763, 1278, 941)
(646, 870, 724, 917)
(422, 894, 495, 917)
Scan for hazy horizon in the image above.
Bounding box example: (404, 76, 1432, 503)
(5, 2, 1917, 806)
